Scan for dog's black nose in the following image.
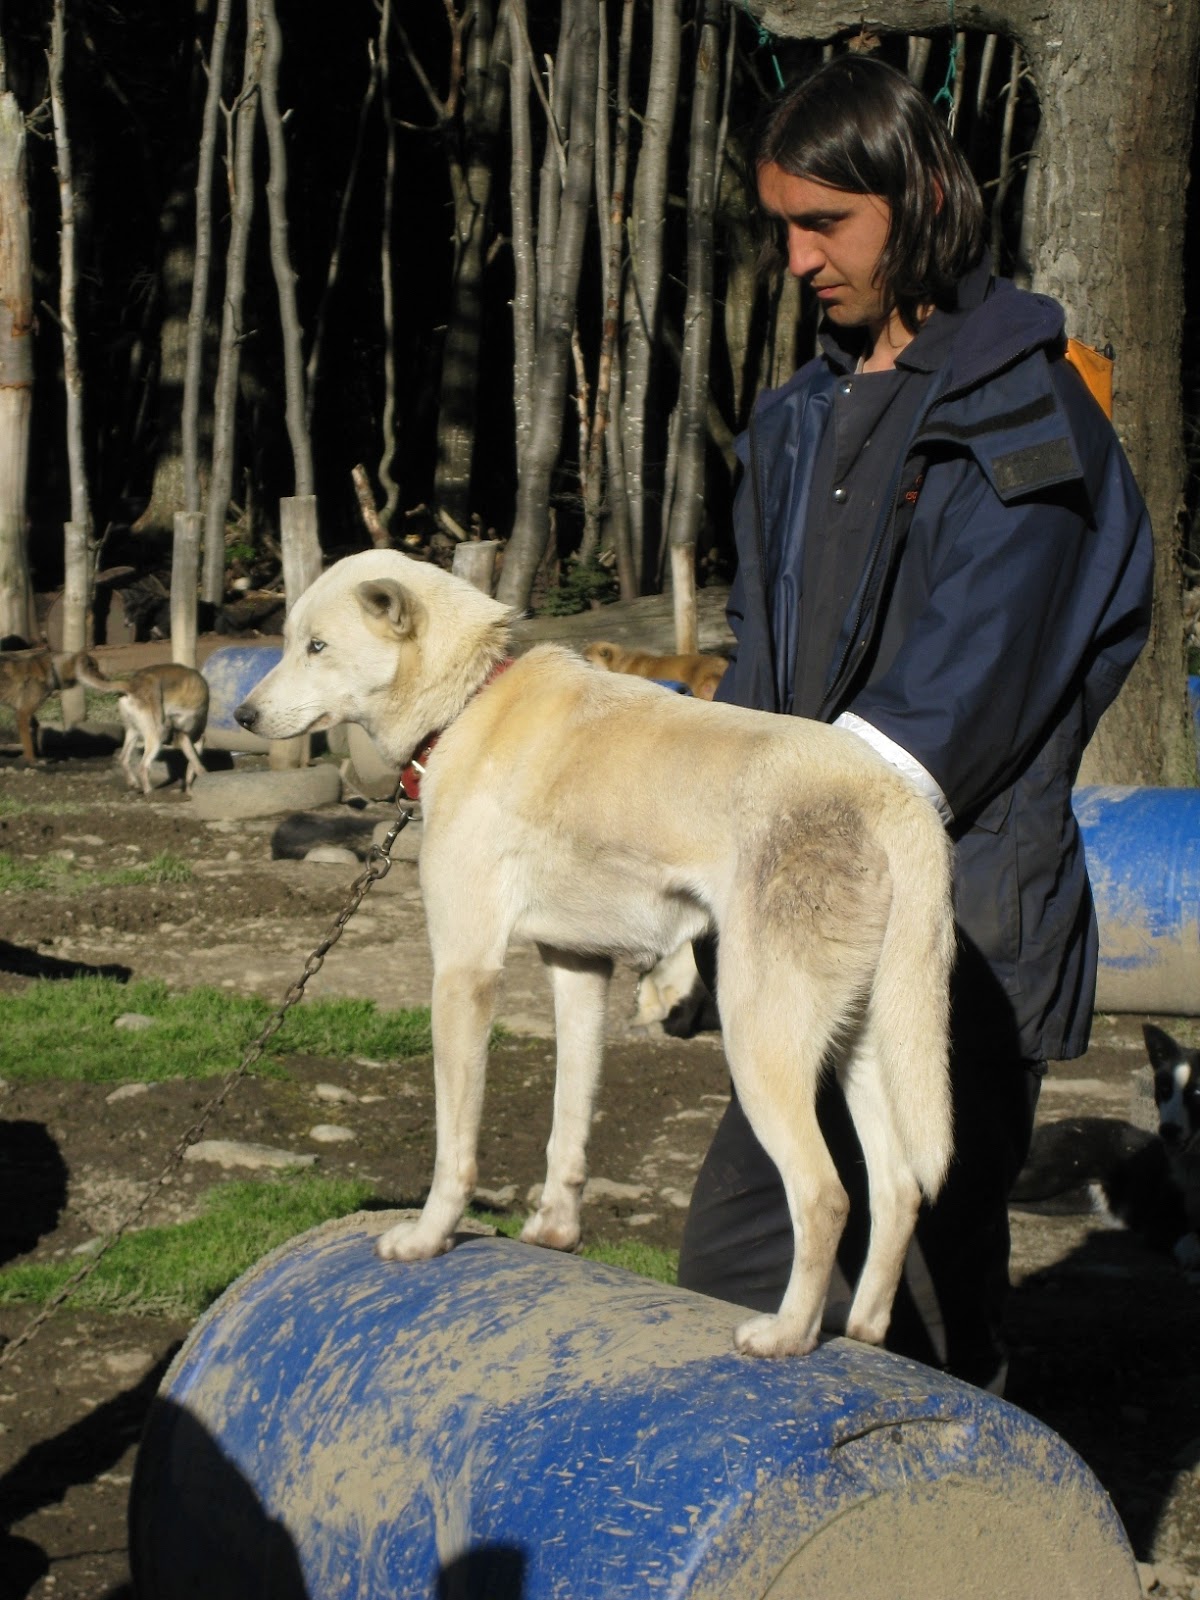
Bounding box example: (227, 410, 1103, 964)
(234, 702, 257, 731)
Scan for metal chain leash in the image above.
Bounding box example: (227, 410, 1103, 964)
(0, 793, 417, 1370)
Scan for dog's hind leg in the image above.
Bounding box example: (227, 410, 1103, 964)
(717, 962, 850, 1358)
(176, 730, 206, 792)
(521, 948, 614, 1252)
(837, 1035, 922, 1347)
(376, 962, 501, 1262)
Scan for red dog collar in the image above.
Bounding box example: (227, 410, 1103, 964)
(399, 658, 512, 802)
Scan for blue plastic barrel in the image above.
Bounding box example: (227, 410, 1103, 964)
(201, 643, 282, 736)
(1075, 784, 1200, 1014)
(130, 1218, 1138, 1600)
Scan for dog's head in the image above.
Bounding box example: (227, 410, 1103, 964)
(1143, 1023, 1200, 1149)
(235, 550, 512, 763)
(582, 641, 623, 671)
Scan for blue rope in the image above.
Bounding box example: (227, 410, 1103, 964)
(932, 0, 958, 122)
(739, 0, 785, 88)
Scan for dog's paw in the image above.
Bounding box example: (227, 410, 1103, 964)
(375, 1221, 452, 1262)
(734, 1312, 818, 1359)
(520, 1211, 581, 1253)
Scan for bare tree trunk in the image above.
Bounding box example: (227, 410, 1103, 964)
(258, 0, 313, 500)
(744, 0, 1200, 787)
(579, 0, 635, 597)
(376, 0, 400, 530)
(507, 2, 536, 467)
(664, 0, 723, 653)
(0, 83, 35, 642)
(495, 0, 599, 611)
(50, 0, 94, 726)
(204, 8, 263, 608)
(434, 1, 512, 530)
(306, 37, 379, 433)
(621, 0, 680, 590)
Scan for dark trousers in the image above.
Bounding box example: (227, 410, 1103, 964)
(677, 1047, 1042, 1392)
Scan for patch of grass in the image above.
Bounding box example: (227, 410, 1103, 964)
(0, 1189, 680, 1320)
(0, 976, 433, 1082)
(0, 1174, 377, 1318)
(0, 848, 194, 893)
(470, 1209, 678, 1285)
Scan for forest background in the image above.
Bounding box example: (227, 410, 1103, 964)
(0, 0, 1195, 783)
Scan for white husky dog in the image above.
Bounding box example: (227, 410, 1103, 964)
(237, 550, 954, 1357)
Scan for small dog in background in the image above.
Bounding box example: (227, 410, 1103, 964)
(75, 655, 209, 795)
(0, 643, 78, 764)
(582, 640, 728, 700)
(1011, 1022, 1200, 1271)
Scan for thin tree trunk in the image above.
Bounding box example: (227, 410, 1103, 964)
(258, 0, 314, 498)
(579, 0, 633, 597)
(204, 10, 263, 608)
(0, 83, 35, 643)
(434, 0, 512, 530)
(306, 38, 379, 434)
(376, 0, 400, 529)
(184, 0, 231, 517)
(621, 0, 680, 590)
(495, 0, 599, 610)
(50, 0, 94, 725)
(507, 2, 536, 466)
(664, 0, 723, 653)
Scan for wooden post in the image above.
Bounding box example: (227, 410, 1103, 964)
(669, 542, 698, 656)
(271, 493, 323, 769)
(170, 511, 202, 668)
(451, 539, 500, 595)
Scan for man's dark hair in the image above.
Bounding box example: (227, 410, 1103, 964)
(756, 54, 985, 331)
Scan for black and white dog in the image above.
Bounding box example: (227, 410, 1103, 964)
(1011, 1023, 1200, 1271)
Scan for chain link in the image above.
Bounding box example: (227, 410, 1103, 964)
(0, 794, 416, 1369)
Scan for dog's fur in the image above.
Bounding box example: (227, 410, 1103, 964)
(1011, 1023, 1200, 1272)
(237, 550, 954, 1357)
(583, 640, 728, 701)
(75, 655, 209, 794)
(0, 645, 77, 764)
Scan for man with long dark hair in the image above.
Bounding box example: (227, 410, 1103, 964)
(678, 53, 1153, 1391)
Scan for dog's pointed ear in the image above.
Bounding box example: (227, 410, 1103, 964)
(356, 578, 424, 640)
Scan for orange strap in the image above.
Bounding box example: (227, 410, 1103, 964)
(1064, 338, 1114, 419)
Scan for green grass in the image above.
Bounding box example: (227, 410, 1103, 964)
(0, 848, 194, 893)
(0, 976, 433, 1081)
(471, 1209, 678, 1285)
(0, 1174, 377, 1317)
(0, 1184, 680, 1320)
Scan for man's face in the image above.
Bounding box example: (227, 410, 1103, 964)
(757, 163, 893, 337)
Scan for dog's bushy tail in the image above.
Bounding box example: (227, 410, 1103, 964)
(73, 653, 133, 696)
(871, 788, 955, 1198)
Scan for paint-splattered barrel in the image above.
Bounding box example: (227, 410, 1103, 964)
(1076, 784, 1200, 1014)
(200, 643, 282, 749)
(129, 1215, 1139, 1600)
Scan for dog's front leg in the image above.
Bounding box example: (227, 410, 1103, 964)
(521, 949, 613, 1253)
(376, 964, 500, 1262)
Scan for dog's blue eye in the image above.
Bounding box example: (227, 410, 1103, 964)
(308, 639, 326, 656)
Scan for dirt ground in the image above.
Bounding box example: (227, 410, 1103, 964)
(0, 735, 1198, 1600)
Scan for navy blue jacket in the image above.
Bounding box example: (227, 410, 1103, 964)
(718, 267, 1153, 1061)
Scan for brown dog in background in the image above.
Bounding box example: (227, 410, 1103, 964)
(582, 640, 728, 700)
(75, 655, 209, 794)
(0, 645, 77, 764)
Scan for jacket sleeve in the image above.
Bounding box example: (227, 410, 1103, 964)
(845, 421, 1153, 824)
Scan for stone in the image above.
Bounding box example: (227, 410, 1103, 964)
(183, 1139, 317, 1171)
(314, 1082, 359, 1104)
(308, 1124, 356, 1144)
(190, 762, 342, 821)
(114, 1013, 156, 1032)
